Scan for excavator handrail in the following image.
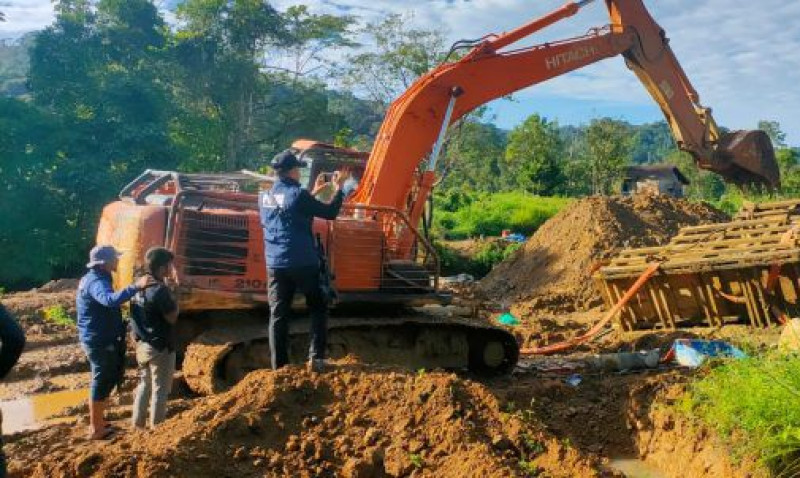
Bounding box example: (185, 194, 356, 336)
(339, 203, 441, 287)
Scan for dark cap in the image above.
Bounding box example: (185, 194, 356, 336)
(270, 150, 306, 172)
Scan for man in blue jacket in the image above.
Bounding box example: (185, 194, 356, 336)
(76, 245, 151, 440)
(259, 150, 349, 372)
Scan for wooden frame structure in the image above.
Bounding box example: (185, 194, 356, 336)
(594, 200, 800, 330)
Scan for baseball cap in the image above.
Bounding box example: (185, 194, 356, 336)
(270, 150, 306, 171)
(86, 245, 123, 268)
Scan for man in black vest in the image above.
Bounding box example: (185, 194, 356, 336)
(130, 247, 179, 428)
(259, 150, 349, 372)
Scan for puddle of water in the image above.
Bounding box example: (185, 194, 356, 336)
(609, 457, 666, 478)
(0, 389, 88, 434)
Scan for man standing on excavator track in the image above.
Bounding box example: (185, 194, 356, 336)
(259, 150, 349, 373)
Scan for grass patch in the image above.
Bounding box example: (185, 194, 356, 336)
(434, 192, 571, 239)
(435, 240, 522, 277)
(43, 305, 74, 327)
(682, 352, 800, 474)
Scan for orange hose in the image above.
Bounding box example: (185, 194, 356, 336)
(520, 262, 661, 355)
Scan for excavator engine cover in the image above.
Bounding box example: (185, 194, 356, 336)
(714, 130, 779, 188)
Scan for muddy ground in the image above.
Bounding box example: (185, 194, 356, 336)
(0, 194, 781, 477)
(0, 280, 779, 477)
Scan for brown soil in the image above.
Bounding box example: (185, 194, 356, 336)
(478, 195, 728, 314)
(0, 263, 777, 478)
(1, 283, 85, 399)
(20, 363, 607, 478)
(493, 368, 766, 478)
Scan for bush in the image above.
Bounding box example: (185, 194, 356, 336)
(43, 305, 74, 327)
(435, 240, 522, 278)
(472, 241, 521, 275)
(682, 352, 800, 474)
(434, 192, 570, 239)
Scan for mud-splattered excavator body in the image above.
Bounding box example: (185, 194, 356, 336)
(100, 141, 517, 394)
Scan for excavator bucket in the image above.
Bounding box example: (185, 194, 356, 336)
(712, 130, 780, 188)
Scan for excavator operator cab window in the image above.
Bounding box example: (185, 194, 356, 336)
(298, 159, 313, 189)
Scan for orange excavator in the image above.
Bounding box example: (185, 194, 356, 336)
(97, 0, 778, 394)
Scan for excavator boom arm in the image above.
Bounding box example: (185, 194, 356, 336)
(352, 0, 778, 216)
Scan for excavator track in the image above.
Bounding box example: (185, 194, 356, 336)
(182, 310, 519, 395)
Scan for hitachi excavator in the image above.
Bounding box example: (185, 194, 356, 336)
(97, 0, 778, 394)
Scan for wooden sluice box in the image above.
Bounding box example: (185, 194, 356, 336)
(594, 200, 800, 331)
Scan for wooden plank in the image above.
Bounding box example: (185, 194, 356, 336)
(701, 274, 723, 327)
(610, 282, 632, 331)
(657, 281, 677, 328)
(691, 276, 714, 327)
(738, 272, 761, 327)
(647, 281, 669, 329)
(751, 271, 773, 327)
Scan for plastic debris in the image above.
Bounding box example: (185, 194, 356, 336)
(565, 374, 582, 387)
(671, 339, 746, 368)
(503, 233, 527, 243)
(497, 312, 520, 326)
(588, 349, 661, 372)
(440, 273, 475, 285)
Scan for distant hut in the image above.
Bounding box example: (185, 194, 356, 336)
(621, 165, 689, 198)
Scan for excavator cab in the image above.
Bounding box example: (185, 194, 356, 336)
(714, 130, 780, 188)
(289, 140, 367, 194)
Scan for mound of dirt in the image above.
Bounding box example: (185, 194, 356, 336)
(36, 278, 80, 293)
(479, 195, 727, 314)
(2, 282, 76, 324)
(26, 364, 605, 478)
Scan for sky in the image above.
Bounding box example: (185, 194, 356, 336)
(1, 0, 798, 145)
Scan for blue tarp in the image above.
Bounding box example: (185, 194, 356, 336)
(673, 339, 747, 368)
(503, 233, 527, 243)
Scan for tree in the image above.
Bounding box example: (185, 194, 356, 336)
(758, 119, 787, 148)
(583, 118, 634, 195)
(503, 114, 564, 195)
(268, 5, 357, 79)
(340, 13, 448, 109)
(438, 120, 507, 193)
(0, 98, 67, 286)
(24, 0, 180, 278)
(174, 1, 358, 169)
(631, 121, 675, 163)
(174, 0, 285, 169)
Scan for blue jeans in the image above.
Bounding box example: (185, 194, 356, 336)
(81, 341, 123, 401)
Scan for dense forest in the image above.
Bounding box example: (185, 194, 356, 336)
(1, 0, 798, 288)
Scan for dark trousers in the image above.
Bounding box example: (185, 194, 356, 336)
(267, 266, 328, 369)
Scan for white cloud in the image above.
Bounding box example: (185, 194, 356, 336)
(0, 0, 54, 37)
(2, 0, 798, 143)
(273, 0, 800, 143)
